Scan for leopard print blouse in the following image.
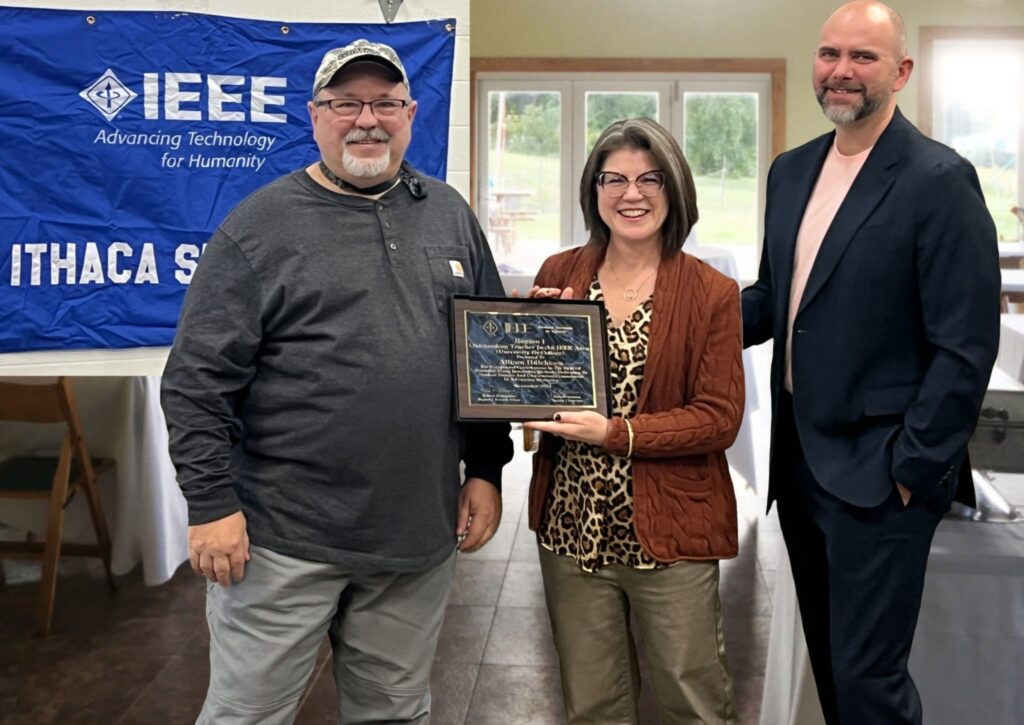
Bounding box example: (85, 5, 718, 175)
(538, 279, 665, 572)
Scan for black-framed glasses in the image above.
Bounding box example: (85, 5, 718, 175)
(595, 170, 666, 198)
(313, 98, 410, 119)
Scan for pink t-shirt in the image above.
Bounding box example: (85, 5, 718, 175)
(785, 140, 872, 392)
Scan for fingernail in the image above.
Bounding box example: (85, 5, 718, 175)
(553, 413, 561, 421)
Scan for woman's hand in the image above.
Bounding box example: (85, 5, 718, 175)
(511, 285, 574, 299)
(524, 411, 610, 446)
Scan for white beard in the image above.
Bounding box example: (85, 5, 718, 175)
(341, 127, 393, 178)
(342, 147, 392, 177)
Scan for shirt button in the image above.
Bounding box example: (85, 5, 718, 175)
(389, 243, 398, 250)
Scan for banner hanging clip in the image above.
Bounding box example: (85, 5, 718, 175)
(377, 0, 404, 23)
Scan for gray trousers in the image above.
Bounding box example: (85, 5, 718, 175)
(197, 545, 457, 725)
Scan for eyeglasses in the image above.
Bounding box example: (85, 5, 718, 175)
(313, 98, 410, 119)
(595, 170, 665, 198)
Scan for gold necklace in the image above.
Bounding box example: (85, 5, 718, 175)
(607, 262, 657, 302)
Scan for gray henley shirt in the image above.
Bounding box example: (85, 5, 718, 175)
(161, 167, 513, 571)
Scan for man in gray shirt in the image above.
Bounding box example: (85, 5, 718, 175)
(161, 39, 512, 724)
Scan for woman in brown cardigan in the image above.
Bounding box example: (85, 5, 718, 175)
(524, 118, 744, 724)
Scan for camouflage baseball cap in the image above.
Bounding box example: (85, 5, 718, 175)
(311, 39, 410, 98)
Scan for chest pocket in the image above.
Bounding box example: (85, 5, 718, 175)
(424, 246, 474, 312)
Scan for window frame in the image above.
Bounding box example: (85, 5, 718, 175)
(475, 80, 574, 258)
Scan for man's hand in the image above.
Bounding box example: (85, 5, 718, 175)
(524, 411, 611, 446)
(457, 477, 502, 553)
(896, 482, 912, 507)
(188, 511, 250, 586)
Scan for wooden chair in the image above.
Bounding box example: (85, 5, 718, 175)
(0, 377, 115, 635)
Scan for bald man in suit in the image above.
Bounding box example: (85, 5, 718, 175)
(742, 2, 1000, 723)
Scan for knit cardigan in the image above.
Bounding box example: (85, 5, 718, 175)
(528, 244, 744, 561)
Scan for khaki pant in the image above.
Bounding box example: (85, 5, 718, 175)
(539, 546, 736, 725)
(198, 545, 456, 725)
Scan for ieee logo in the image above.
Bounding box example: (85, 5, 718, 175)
(481, 319, 500, 337)
(79, 69, 137, 121)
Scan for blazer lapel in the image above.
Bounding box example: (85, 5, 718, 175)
(797, 110, 907, 314)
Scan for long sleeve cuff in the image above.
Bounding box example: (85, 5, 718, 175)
(603, 416, 630, 456)
(185, 486, 243, 526)
(463, 421, 513, 492)
(464, 462, 503, 491)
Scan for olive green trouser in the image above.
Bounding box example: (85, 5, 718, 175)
(539, 545, 736, 725)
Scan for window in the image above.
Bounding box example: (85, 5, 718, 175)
(683, 90, 760, 251)
(921, 28, 1024, 243)
(473, 61, 784, 283)
(584, 90, 661, 154)
(484, 86, 565, 276)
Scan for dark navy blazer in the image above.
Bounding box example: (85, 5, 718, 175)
(743, 108, 1001, 510)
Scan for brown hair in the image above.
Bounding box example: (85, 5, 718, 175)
(579, 117, 698, 257)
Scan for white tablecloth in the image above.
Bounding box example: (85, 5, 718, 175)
(689, 245, 761, 490)
(998, 314, 1024, 385)
(759, 475, 1024, 725)
(0, 346, 171, 375)
(0, 375, 187, 585)
(999, 242, 1024, 263)
(1003, 268, 1024, 294)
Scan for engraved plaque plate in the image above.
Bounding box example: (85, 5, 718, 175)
(451, 296, 611, 421)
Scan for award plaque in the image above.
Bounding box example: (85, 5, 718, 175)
(450, 295, 611, 421)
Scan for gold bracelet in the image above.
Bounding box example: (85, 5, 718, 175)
(624, 418, 634, 458)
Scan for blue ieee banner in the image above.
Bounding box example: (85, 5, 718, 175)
(0, 8, 455, 352)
